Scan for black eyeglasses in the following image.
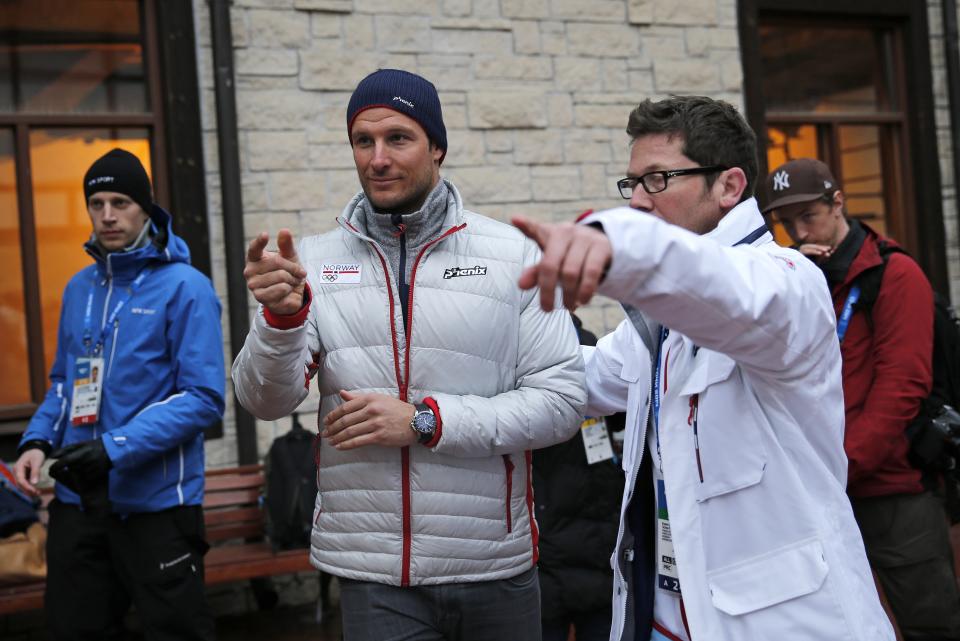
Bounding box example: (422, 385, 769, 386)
(616, 166, 728, 198)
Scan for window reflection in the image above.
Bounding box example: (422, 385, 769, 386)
(760, 26, 894, 113)
(0, 0, 145, 114)
(30, 128, 151, 374)
(839, 126, 887, 236)
(0, 130, 31, 406)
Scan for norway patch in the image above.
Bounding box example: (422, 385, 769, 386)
(320, 263, 362, 284)
(443, 265, 487, 279)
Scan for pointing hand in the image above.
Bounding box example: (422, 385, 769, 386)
(244, 229, 308, 315)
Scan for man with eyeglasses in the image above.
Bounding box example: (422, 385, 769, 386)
(763, 158, 960, 641)
(513, 96, 892, 641)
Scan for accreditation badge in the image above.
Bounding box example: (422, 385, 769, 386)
(70, 357, 104, 426)
(656, 476, 681, 595)
(581, 416, 614, 464)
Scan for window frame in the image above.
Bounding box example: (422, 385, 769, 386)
(739, 0, 947, 293)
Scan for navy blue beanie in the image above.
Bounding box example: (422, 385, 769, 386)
(347, 69, 447, 164)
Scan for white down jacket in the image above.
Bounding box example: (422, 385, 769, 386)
(581, 201, 894, 641)
(233, 183, 585, 586)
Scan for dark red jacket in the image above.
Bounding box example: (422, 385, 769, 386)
(831, 225, 933, 498)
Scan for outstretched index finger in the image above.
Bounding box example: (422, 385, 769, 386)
(246, 232, 269, 263)
(277, 229, 307, 278)
(511, 215, 549, 250)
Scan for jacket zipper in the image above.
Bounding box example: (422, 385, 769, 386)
(617, 383, 653, 641)
(361, 223, 466, 587)
(93, 264, 114, 440)
(503, 454, 514, 533)
(688, 394, 703, 483)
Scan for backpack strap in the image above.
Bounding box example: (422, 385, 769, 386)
(850, 239, 906, 331)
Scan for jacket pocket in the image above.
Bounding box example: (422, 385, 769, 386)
(707, 538, 829, 616)
(503, 454, 514, 533)
(678, 351, 736, 396)
(681, 351, 767, 502)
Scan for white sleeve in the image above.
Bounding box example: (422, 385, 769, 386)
(583, 207, 836, 377)
(231, 285, 322, 421)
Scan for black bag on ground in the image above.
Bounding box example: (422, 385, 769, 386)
(264, 414, 319, 550)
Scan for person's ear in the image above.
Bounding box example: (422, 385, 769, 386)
(832, 190, 845, 214)
(716, 167, 748, 210)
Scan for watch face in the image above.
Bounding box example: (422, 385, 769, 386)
(413, 411, 436, 433)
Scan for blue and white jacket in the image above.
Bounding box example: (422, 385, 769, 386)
(20, 205, 225, 514)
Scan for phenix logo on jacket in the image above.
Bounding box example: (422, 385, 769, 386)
(443, 265, 487, 279)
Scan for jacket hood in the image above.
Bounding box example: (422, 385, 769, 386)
(84, 204, 192, 280)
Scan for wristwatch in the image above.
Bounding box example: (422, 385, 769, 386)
(409, 403, 437, 445)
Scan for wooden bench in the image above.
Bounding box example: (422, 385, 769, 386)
(0, 464, 313, 615)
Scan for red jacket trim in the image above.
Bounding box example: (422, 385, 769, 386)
(422, 397, 443, 448)
(574, 209, 594, 223)
(263, 282, 312, 329)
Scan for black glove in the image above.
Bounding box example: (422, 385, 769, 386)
(50, 438, 113, 482)
(49, 439, 113, 516)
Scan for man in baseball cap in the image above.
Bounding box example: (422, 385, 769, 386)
(762, 157, 846, 261)
(764, 158, 960, 641)
(233, 69, 584, 640)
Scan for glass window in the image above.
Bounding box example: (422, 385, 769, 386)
(0, 1, 146, 114)
(0, 129, 31, 406)
(760, 19, 907, 248)
(0, 0, 163, 425)
(838, 125, 887, 235)
(760, 25, 896, 113)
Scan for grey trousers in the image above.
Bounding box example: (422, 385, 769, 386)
(852, 491, 960, 641)
(339, 566, 542, 641)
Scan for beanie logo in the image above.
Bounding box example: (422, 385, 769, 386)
(772, 170, 790, 191)
(393, 96, 414, 108)
(87, 176, 116, 187)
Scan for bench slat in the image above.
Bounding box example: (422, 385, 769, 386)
(204, 506, 263, 527)
(205, 545, 313, 585)
(202, 488, 260, 508)
(206, 524, 264, 543)
(204, 473, 265, 492)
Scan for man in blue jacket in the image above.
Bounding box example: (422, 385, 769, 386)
(12, 149, 225, 641)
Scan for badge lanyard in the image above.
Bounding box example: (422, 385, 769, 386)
(836, 285, 860, 343)
(82, 268, 151, 356)
(652, 224, 767, 597)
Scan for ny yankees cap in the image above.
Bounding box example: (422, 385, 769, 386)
(761, 158, 839, 214)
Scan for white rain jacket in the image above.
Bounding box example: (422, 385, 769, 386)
(233, 183, 585, 586)
(581, 200, 894, 641)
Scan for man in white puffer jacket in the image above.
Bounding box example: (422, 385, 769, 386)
(232, 69, 585, 641)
